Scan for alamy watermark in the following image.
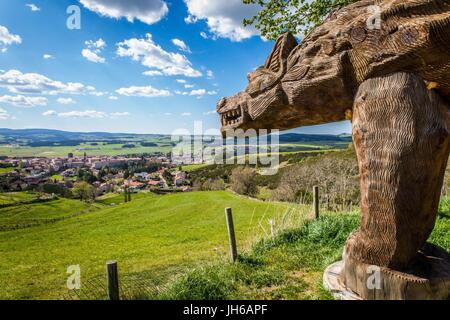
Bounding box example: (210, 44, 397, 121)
(66, 264, 81, 290)
(366, 5, 382, 30)
(366, 265, 382, 290)
(66, 5, 81, 30)
(171, 121, 280, 176)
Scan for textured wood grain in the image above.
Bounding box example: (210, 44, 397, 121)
(340, 243, 450, 300)
(346, 72, 450, 269)
(217, 0, 450, 299)
(217, 0, 450, 133)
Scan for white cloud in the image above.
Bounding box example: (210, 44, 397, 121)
(164, 112, 172, 116)
(57, 97, 76, 105)
(176, 88, 217, 97)
(181, 112, 192, 116)
(79, 0, 168, 25)
(204, 109, 216, 115)
(110, 112, 130, 117)
(184, 0, 260, 41)
(117, 33, 202, 78)
(82, 39, 106, 63)
(26, 4, 40, 11)
(200, 32, 208, 39)
(184, 84, 194, 89)
(43, 109, 128, 118)
(185, 15, 197, 24)
(109, 96, 119, 100)
(43, 54, 54, 59)
(0, 69, 89, 95)
(116, 85, 171, 97)
(42, 110, 57, 116)
(206, 70, 214, 79)
(0, 108, 11, 120)
(0, 95, 48, 107)
(176, 79, 187, 84)
(82, 49, 105, 63)
(0, 26, 21, 45)
(58, 110, 107, 118)
(86, 38, 106, 50)
(0, 25, 22, 52)
(89, 91, 108, 96)
(143, 70, 163, 77)
(189, 89, 206, 96)
(171, 38, 191, 53)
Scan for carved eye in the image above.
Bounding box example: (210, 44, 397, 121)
(283, 65, 310, 82)
(321, 40, 335, 55)
(246, 72, 277, 98)
(260, 80, 271, 91)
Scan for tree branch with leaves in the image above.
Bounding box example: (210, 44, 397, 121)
(243, 0, 358, 40)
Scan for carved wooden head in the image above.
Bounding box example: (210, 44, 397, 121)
(217, 0, 450, 135)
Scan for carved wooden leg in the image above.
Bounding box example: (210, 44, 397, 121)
(339, 72, 450, 299)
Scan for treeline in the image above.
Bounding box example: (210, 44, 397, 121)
(189, 148, 361, 210)
(24, 140, 160, 147)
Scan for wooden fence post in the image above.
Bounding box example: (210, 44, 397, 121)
(106, 260, 120, 300)
(313, 186, 320, 219)
(124, 187, 128, 203)
(127, 189, 131, 202)
(225, 208, 238, 262)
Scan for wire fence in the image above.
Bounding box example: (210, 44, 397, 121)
(62, 271, 160, 300)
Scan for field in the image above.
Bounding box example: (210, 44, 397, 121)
(152, 208, 450, 300)
(0, 167, 15, 174)
(96, 192, 155, 205)
(0, 191, 304, 299)
(0, 143, 172, 158)
(0, 198, 96, 231)
(0, 192, 42, 206)
(0, 142, 346, 158)
(1, 190, 449, 300)
(0, 129, 352, 158)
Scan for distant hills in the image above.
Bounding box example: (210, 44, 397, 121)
(0, 128, 164, 142)
(0, 128, 352, 146)
(278, 133, 351, 143)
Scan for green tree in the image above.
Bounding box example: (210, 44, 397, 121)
(243, 0, 357, 40)
(72, 182, 96, 202)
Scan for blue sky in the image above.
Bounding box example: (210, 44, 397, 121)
(0, 0, 351, 135)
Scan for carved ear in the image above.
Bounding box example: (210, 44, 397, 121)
(264, 33, 298, 74)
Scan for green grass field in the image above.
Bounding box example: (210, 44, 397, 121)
(0, 191, 303, 299)
(0, 167, 15, 174)
(0, 143, 172, 158)
(0, 139, 348, 158)
(150, 206, 450, 300)
(2, 190, 449, 300)
(0, 198, 95, 231)
(0, 192, 41, 206)
(96, 192, 156, 205)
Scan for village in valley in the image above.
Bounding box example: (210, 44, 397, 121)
(0, 152, 192, 200)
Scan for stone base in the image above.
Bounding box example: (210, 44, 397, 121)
(324, 243, 450, 300)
